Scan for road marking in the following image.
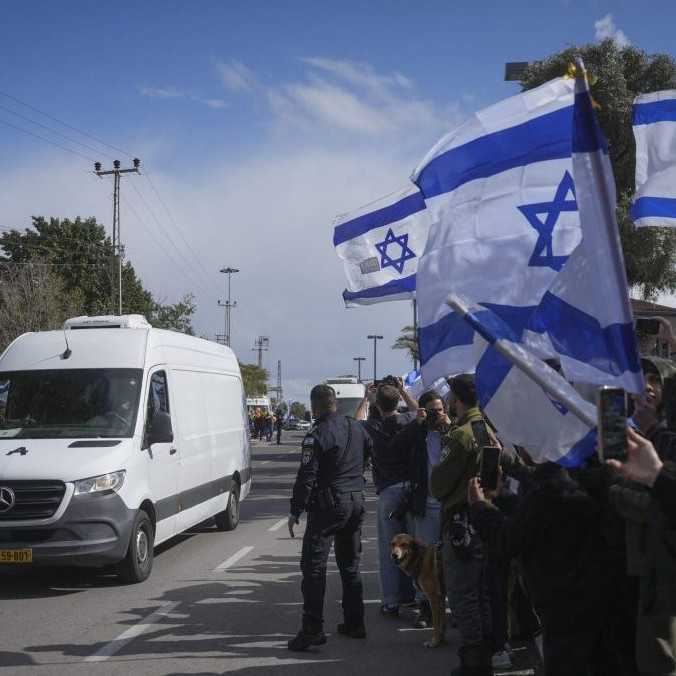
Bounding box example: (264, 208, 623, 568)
(214, 545, 254, 571)
(268, 518, 287, 532)
(85, 602, 180, 662)
(259, 460, 270, 465)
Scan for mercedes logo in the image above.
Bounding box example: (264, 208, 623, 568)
(0, 487, 16, 513)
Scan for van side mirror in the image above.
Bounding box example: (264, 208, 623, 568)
(147, 411, 174, 446)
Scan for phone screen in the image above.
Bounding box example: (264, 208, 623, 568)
(471, 420, 491, 448)
(597, 387, 627, 461)
(480, 446, 501, 491)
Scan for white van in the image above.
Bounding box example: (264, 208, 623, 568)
(324, 377, 366, 418)
(0, 315, 251, 583)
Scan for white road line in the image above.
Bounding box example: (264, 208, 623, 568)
(259, 460, 270, 465)
(85, 602, 180, 662)
(214, 545, 255, 572)
(268, 518, 287, 532)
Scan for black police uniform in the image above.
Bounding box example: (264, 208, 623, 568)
(290, 412, 372, 635)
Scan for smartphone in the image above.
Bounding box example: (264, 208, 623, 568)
(471, 420, 492, 448)
(480, 446, 501, 491)
(597, 387, 627, 461)
(635, 317, 660, 335)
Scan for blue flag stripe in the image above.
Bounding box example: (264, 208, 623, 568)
(571, 92, 607, 153)
(556, 428, 597, 468)
(415, 105, 573, 200)
(342, 274, 416, 303)
(631, 196, 676, 221)
(529, 292, 641, 376)
(333, 192, 426, 247)
(418, 303, 536, 366)
(634, 98, 676, 126)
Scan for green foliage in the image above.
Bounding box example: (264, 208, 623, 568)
(290, 401, 307, 419)
(392, 324, 419, 364)
(520, 40, 676, 299)
(0, 217, 197, 344)
(239, 363, 269, 396)
(150, 294, 196, 335)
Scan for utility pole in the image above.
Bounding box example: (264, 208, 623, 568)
(353, 357, 366, 383)
(269, 360, 283, 406)
(252, 336, 270, 369)
(94, 159, 141, 315)
(217, 266, 239, 347)
(367, 335, 383, 382)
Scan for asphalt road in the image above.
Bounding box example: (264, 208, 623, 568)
(0, 432, 538, 675)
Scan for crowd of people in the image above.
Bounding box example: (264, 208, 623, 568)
(286, 321, 676, 676)
(248, 408, 283, 444)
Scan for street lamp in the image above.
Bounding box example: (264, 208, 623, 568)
(353, 357, 366, 383)
(218, 267, 239, 347)
(366, 335, 383, 382)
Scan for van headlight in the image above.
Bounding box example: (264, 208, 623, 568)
(74, 470, 126, 495)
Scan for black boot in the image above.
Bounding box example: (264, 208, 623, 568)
(287, 629, 327, 651)
(337, 623, 367, 638)
(450, 642, 494, 676)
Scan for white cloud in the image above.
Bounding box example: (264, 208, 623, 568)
(263, 58, 461, 140)
(594, 14, 631, 48)
(139, 87, 228, 110)
(217, 60, 256, 92)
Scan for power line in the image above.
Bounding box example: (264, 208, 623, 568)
(0, 102, 117, 161)
(142, 171, 216, 292)
(0, 116, 97, 163)
(127, 182, 213, 296)
(0, 89, 131, 157)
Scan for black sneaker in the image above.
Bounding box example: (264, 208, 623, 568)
(287, 630, 327, 651)
(337, 623, 367, 639)
(380, 603, 399, 617)
(399, 598, 418, 609)
(414, 600, 432, 629)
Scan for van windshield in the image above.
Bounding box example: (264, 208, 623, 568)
(335, 398, 362, 418)
(0, 369, 143, 439)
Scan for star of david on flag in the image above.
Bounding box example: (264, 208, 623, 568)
(375, 228, 416, 274)
(518, 171, 578, 272)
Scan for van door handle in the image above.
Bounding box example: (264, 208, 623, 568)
(169, 448, 177, 455)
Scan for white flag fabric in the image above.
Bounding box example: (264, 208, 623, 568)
(412, 77, 581, 386)
(631, 90, 676, 227)
(449, 296, 597, 467)
(529, 64, 644, 394)
(333, 185, 431, 306)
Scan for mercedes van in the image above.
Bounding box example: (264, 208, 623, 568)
(0, 315, 251, 583)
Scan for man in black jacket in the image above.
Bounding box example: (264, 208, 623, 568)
(287, 384, 373, 651)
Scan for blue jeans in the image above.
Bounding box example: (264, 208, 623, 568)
(412, 497, 441, 601)
(376, 482, 415, 607)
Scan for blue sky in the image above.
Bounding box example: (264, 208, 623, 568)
(0, 1, 674, 402)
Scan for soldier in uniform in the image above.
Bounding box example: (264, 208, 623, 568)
(287, 384, 372, 651)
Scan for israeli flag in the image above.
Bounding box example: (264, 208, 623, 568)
(631, 90, 676, 227)
(449, 295, 597, 467)
(529, 63, 644, 394)
(412, 77, 581, 385)
(333, 185, 431, 306)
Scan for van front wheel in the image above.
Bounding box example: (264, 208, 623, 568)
(215, 484, 240, 531)
(118, 510, 154, 583)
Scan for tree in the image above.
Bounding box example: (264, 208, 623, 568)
(520, 40, 676, 299)
(239, 363, 268, 397)
(0, 261, 83, 351)
(392, 324, 419, 365)
(290, 401, 307, 419)
(150, 294, 196, 334)
(0, 216, 198, 334)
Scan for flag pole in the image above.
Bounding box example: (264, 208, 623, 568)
(412, 298, 419, 371)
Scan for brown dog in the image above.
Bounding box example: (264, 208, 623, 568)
(390, 533, 445, 648)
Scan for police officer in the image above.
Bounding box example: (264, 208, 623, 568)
(287, 384, 372, 651)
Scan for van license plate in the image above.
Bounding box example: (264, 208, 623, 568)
(0, 549, 32, 563)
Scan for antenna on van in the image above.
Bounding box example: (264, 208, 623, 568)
(60, 325, 72, 360)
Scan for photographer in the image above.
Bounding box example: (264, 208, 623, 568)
(390, 388, 449, 629)
(355, 378, 419, 616)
